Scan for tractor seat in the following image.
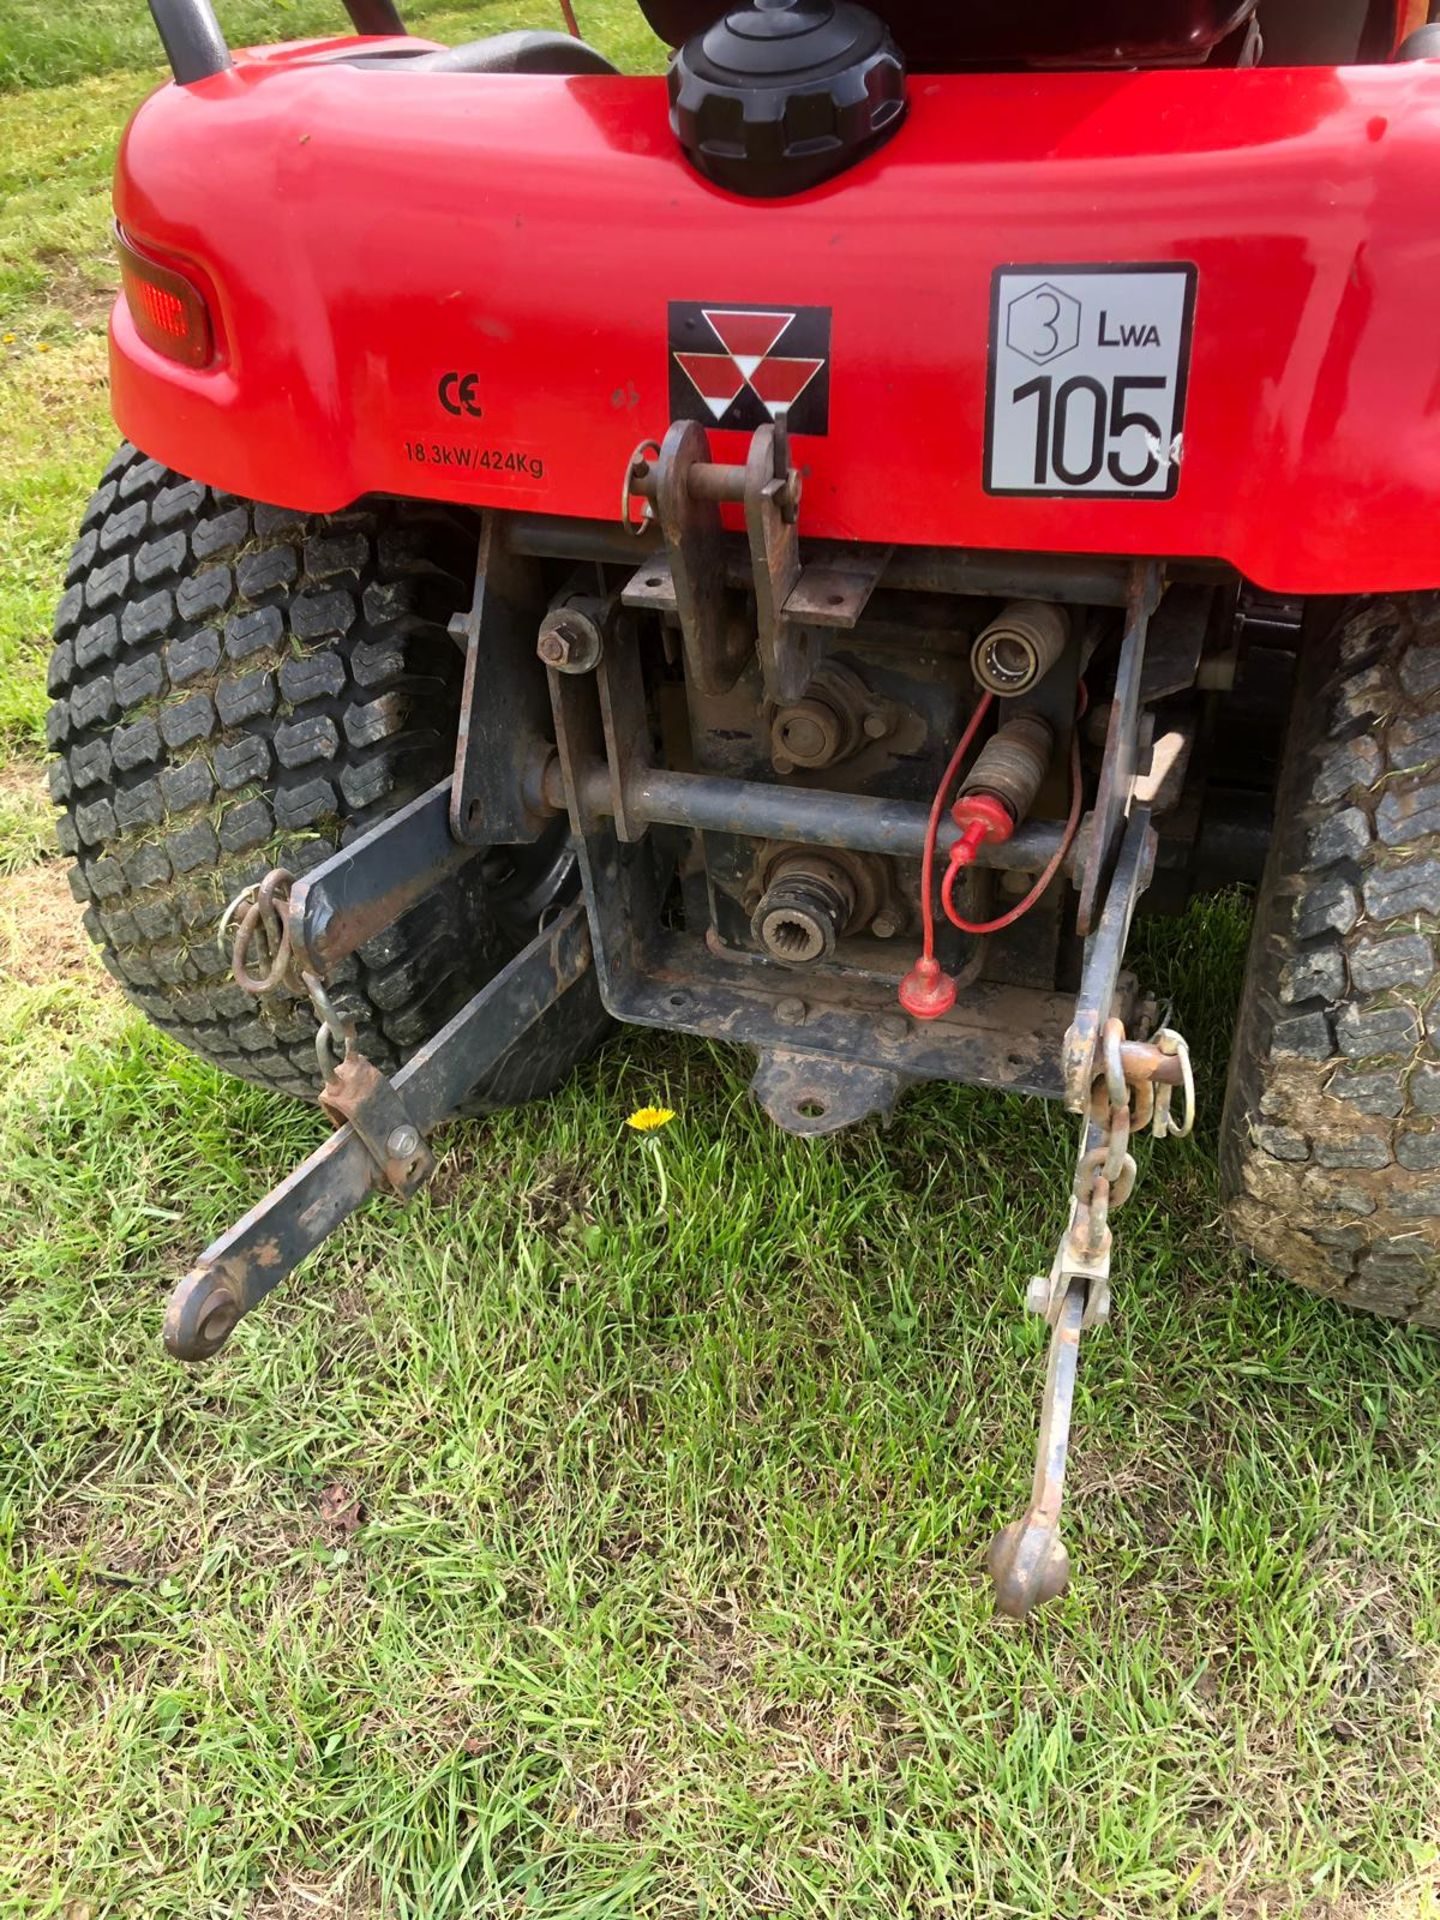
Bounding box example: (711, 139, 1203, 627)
(636, 0, 1257, 69)
(343, 30, 618, 74)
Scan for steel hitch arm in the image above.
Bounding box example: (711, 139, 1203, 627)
(988, 1276, 1087, 1617)
(987, 1019, 1194, 1616)
(165, 898, 592, 1360)
(987, 573, 1191, 1618)
(164, 779, 596, 1361)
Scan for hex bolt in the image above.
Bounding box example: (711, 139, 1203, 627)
(863, 711, 889, 740)
(387, 1123, 421, 1161)
(536, 607, 604, 674)
(1025, 1274, 1052, 1316)
(870, 910, 901, 939)
(775, 996, 807, 1026)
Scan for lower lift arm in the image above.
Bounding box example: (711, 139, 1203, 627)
(164, 781, 595, 1360)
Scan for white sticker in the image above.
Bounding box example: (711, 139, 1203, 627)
(985, 265, 1196, 499)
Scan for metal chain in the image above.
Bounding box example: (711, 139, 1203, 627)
(219, 867, 374, 1090)
(221, 867, 294, 995)
(1072, 1101, 1138, 1261)
(301, 969, 358, 1081)
(1067, 1016, 1193, 1268)
(221, 867, 365, 1083)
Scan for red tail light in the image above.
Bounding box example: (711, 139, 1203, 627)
(116, 227, 214, 369)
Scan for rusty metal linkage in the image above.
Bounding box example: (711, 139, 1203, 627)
(649, 420, 749, 694)
(318, 1051, 435, 1200)
(545, 756, 1074, 874)
(988, 1014, 1194, 1617)
(1077, 558, 1163, 935)
(220, 779, 489, 992)
(987, 564, 1195, 1617)
(183, 409, 1199, 1633)
(450, 514, 557, 846)
(1062, 803, 1157, 1111)
(623, 416, 827, 704)
(743, 416, 808, 703)
(166, 899, 595, 1361)
(988, 1277, 1085, 1619)
(291, 778, 486, 978)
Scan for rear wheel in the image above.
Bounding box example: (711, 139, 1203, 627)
(48, 443, 609, 1109)
(1222, 593, 1440, 1325)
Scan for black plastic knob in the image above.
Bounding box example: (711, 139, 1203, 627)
(669, 0, 906, 199)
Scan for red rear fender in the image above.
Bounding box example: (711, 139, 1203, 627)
(112, 48, 1440, 595)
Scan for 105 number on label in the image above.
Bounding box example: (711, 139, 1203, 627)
(985, 265, 1197, 500)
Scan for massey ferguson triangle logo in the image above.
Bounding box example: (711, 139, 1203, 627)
(668, 301, 831, 436)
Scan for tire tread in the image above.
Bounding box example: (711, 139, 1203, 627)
(1223, 595, 1440, 1324)
(50, 449, 541, 1103)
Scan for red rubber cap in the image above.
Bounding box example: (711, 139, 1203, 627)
(899, 955, 956, 1020)
(945, 818, 990, 873)
(951, 789, 1014, 845)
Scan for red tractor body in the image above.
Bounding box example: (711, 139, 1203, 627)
(114, 42, 1440, 594)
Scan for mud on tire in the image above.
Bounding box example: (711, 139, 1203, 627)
(47, 443, 608, 1109)
(1222, 593, 1440, 1325)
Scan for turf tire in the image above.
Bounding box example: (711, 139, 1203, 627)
(48, 443, 609, 1110)
(1222, 593, 1440, 1325)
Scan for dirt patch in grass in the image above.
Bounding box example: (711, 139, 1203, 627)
(30, 1501, 150, 1582)
(245, 1875, 382, 1920)
(0, 854, 102, 987)
(522, 1154, 596, 1234)
(33, 246, 114, 330)
(0, 756, 54, 874)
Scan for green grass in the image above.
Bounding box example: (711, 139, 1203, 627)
(1, 900, 1438, 1915)
(0, 7, 1438, 1917)
(0, 1, 666, 92)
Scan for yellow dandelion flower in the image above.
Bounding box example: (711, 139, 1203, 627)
(2, 333, 14, 345)
(626, 1106, 675, 1217)
(36, 341, 50, 353)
